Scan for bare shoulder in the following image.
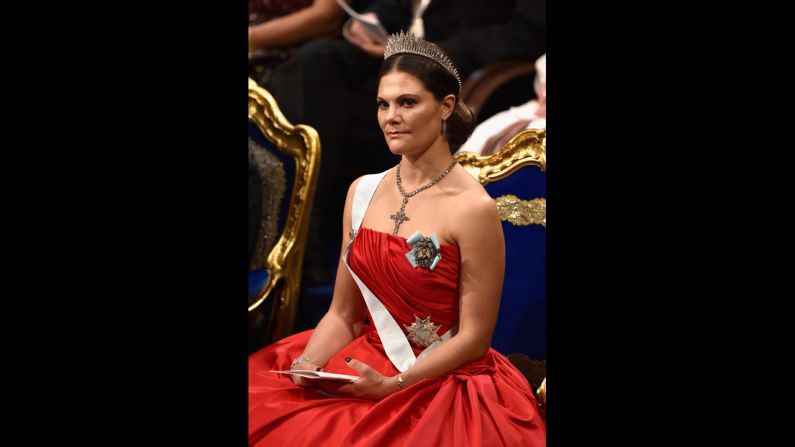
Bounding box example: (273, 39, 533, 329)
(447, 168, 500, 242)
(347, 175, 364, 196)
(347, 169, 394, 196)
(343, 175, 367, 216)
(452, 168, 497, 216)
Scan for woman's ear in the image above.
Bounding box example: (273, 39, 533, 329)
(441, 94, 456, 120)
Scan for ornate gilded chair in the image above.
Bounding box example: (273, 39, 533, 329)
(248, 78, 320, 353)
(455, 128, 546, 396)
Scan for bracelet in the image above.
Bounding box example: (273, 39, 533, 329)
(290, 356, 318, 371)
(396, 375, 405, 391)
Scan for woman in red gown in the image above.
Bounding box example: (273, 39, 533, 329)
(249, 31, 546, 446)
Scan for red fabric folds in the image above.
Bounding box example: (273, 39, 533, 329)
(249, 227, 545, 446)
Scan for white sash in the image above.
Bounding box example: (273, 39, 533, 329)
(343, 171, 458, 372)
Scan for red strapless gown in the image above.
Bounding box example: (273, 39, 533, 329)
(249, 227, 545, 446)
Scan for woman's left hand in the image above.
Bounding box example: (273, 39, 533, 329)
(314, 358, 398, 401)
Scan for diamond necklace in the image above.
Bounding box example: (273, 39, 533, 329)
(390, 159, 457, 235)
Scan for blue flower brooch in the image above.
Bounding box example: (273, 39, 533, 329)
(405, 231, 442, 270)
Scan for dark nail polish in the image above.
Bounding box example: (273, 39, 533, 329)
(345, 357, 351, 363)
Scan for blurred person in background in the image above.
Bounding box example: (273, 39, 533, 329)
(458, 52, 546, 156)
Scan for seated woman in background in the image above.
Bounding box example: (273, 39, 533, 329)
(248, 0, 349, 52)
(248, 31, 546, 447)
(249, 0, 370, 85)
(458, 53, 546, 156)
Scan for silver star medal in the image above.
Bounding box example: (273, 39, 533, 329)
(405, 231, 442, 270)
(403, 315, 442, 348)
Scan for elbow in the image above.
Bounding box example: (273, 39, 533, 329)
(458, 331, 492, 361)
(319, 12, 344, 35)
(309, 4, 345, 35)
(470, 343, 491, 361)
(327, 306, 365, 334)
(351, 321, 365, 338)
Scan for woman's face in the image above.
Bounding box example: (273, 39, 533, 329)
(377, 70, 450, 156)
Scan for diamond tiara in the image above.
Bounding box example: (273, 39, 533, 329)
(383, 31, 462, 93)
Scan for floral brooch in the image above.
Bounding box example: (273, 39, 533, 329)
(405, 231, 442, 270)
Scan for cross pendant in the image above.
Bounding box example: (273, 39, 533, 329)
(390, 198, 410, 235)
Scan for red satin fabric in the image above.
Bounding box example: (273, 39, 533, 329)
(249, 227, 546, 446)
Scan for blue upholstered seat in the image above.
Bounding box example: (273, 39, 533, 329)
(487, 165, 546, 359)
(456, 129, 546, 360)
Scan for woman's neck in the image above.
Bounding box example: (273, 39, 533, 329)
(399, 141, 455, 189)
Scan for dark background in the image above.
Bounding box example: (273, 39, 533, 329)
(6, 1, 782, 445)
